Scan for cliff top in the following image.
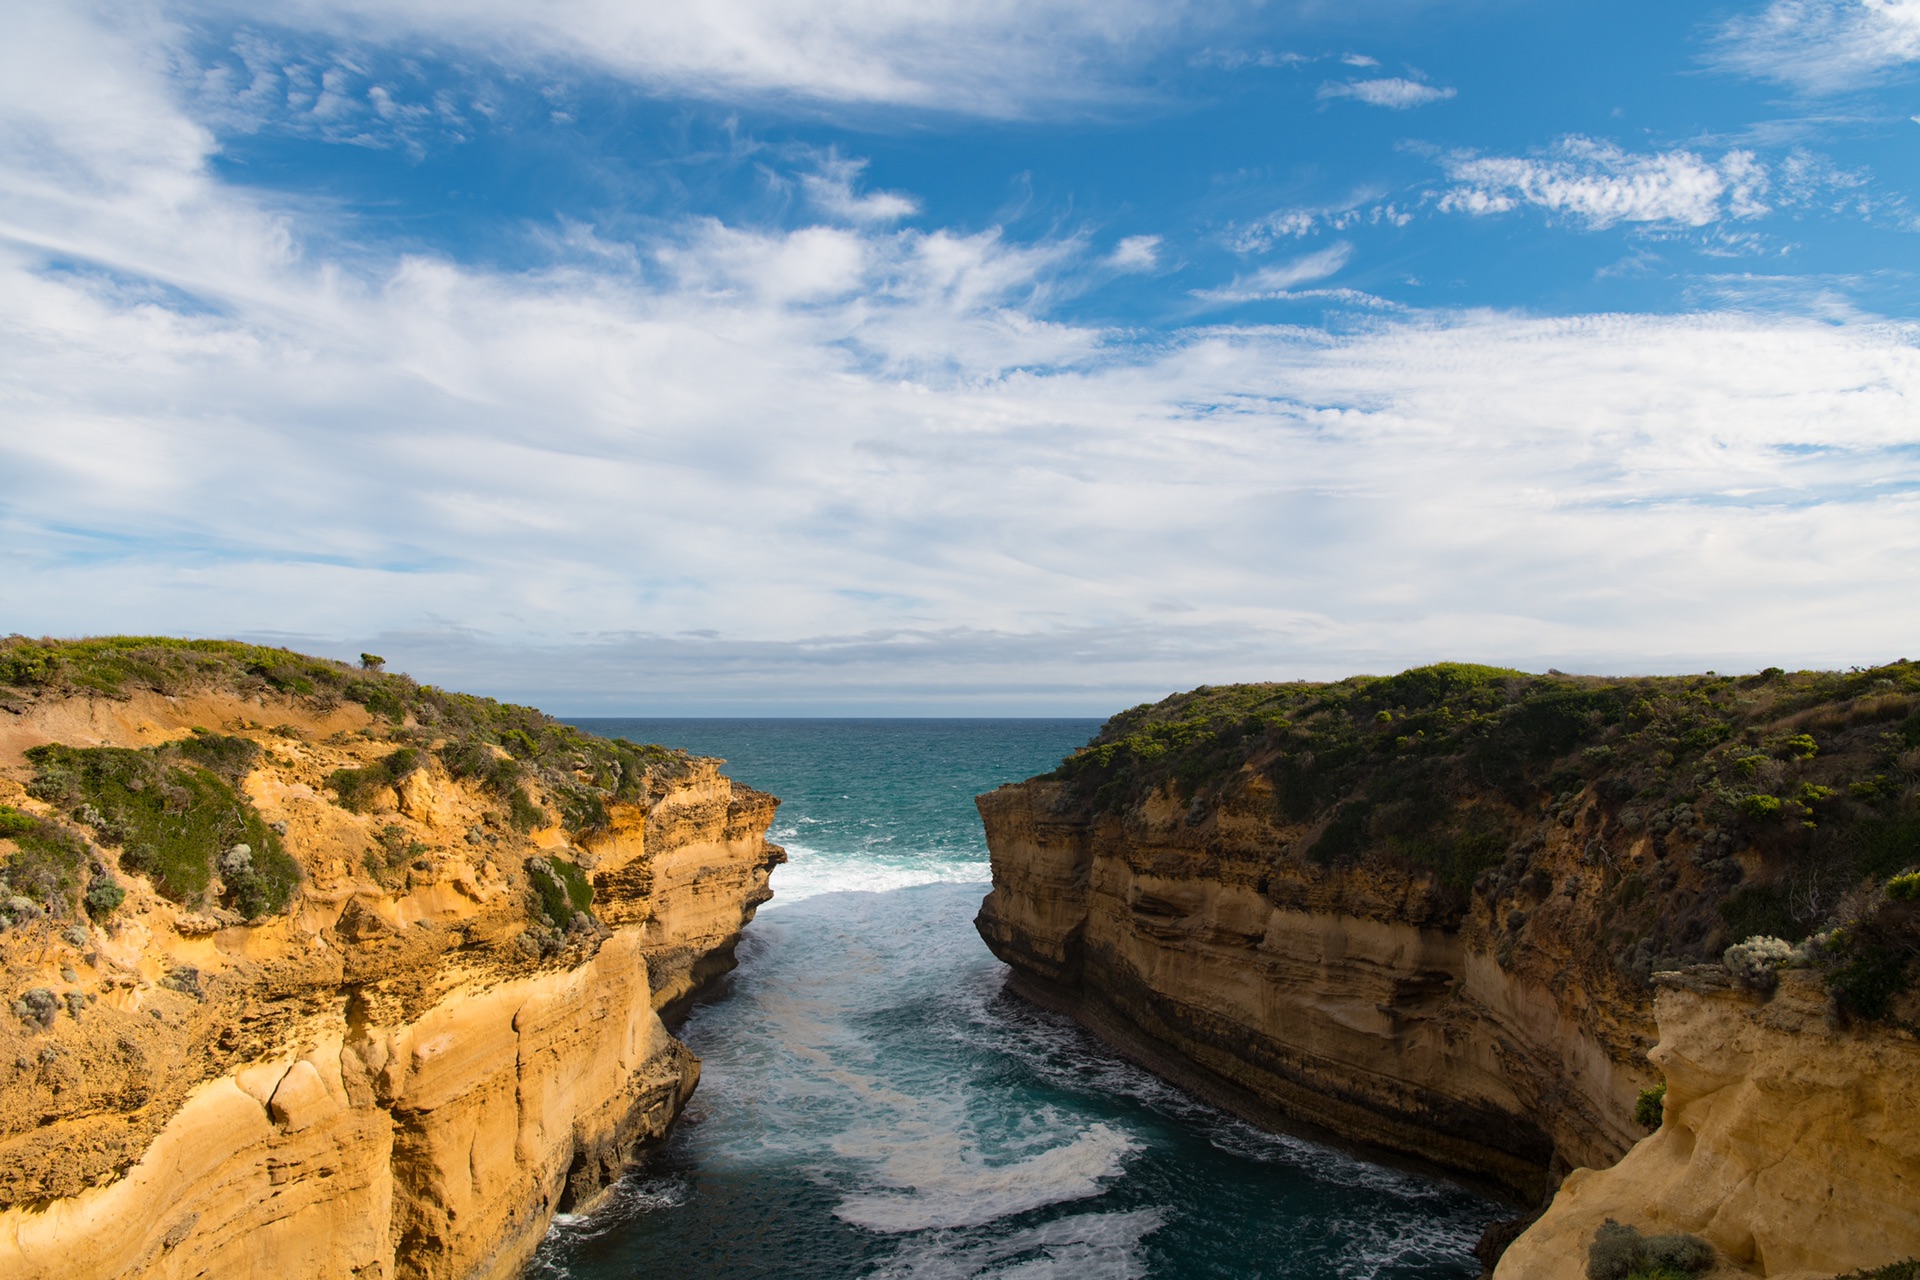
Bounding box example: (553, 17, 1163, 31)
(1032, 660, 1920, 1019)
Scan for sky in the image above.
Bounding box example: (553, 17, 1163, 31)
(2, 0, 1918, 714)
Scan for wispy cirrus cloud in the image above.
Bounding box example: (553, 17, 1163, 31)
(1715, 0, 1920, 92)
(800, 153, 922, 224)
(1194, 241, 1354, 297)
(1435, 137, 1771, 228)
(1319, 77, 1455, 108)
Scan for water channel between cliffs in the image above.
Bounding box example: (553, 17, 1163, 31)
(532, 719, 1502, 1280)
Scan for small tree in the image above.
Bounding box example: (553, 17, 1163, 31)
(360, 653, 386, 671)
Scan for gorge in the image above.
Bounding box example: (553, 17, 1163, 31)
(3, 639, 1917, 1280)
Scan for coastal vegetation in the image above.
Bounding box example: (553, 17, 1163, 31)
(0, 635, 695, 929)
(1044, 661, 1920, 1016)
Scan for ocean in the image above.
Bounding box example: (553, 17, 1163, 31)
(528, 718, 1501, 1280)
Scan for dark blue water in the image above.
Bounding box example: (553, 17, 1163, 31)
(531, 719, 1501, 1279)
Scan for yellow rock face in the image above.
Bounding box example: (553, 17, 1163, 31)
(1497, 969, 1920, 1280)
(976, 780, 1652, 1203)
(0, 691, 784, 1280)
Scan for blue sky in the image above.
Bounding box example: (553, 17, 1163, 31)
(2, 0, 1918, 712)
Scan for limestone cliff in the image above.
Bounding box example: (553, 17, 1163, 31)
(976, 776, 1643, 1203)
(1495, 970, 1920, 1280)
(976, 662, 1920, 1258)
(0, 638, 783, 1279)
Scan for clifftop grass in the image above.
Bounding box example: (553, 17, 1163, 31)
(1046, 661, 1920, 1005)
(1, 635, 694, 839)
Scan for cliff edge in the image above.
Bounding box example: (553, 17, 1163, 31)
(0, 637, 784, 1280)
(977, 662, 1920, 1271)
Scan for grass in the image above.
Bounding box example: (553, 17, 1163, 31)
(1042, 660, 1920, 993)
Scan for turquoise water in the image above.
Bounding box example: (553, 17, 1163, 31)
(530, 719, 1501, 1280)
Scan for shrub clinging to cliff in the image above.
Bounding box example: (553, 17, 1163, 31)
(23, 739, 299, 918)
(1588, 1220, 1714, 1280)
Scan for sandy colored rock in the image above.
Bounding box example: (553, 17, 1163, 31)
(976, 780, 1651, 1202)
(1496, 970, 1920, 1280)
(0, 687, 783, 1280)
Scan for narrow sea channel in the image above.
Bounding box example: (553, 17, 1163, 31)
(532, 719, 1501, 1280)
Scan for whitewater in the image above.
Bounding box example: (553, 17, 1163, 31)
(527, 719, 1501, 1279)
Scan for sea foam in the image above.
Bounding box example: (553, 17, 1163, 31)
(833, 1122, 1138, 1233)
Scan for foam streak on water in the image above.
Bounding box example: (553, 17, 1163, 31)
(530, 720, 1502, 1280)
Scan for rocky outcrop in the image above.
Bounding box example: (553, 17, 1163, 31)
(1496, 970, 1920, 1280)
(0, 677, 782, 1280)
(976, 780, 1649, 1203)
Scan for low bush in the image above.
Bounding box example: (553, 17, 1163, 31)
(1634, 1082, 1666, 1130)
(1724, 935, 1796, 990)
(527, 856, 593, 927)
(1588, 1220, 1714, 1280)
(0, 812, 90, 917)
(508, 788, 546, 833)
(327, 747, 425, 814)
(24, 740, 298, 917)
(1828, 1262, 1920, 1280)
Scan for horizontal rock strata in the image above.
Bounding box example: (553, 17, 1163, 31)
(976, 780, 1644, 1204)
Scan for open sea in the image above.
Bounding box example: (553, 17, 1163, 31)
(530, 719, 1502, 1280)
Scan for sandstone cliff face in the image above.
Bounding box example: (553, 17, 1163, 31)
(976, 780, 1651, 1203)
(1497, 970, 1920, 1280)
(0, 685, 782, 1280)
(978, 662, 1920, 1276)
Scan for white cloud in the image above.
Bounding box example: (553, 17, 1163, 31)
(1437, 138, 1771, 229)
(179, 0, 1208, 116)
(1717, 0, 1920, 92)
(1319, 77, 1455, 108)
(1107, 235, 1161, 271)
(1195, 241, 1354, 297)
(5, 4, 1920, 710)
(1341, 53, 1380, 67)
(800, 154, 921, 223)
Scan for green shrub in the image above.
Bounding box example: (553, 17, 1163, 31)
(1634, 1082, 1666, 1129)
(508, 788, 546, 833)
(1828, 1261, 1920, 1280)
(1739, 794, 1783, 820)
(1588, 1221, 1713, 1280)
(1821, 907, 1919, 1021)
(1889, 871, 1920, 902)
(1782, 733, 1819, 758)
(24, 741, 297, 917)
(527, 856, 593, 927)
(0, 806, 35, 838)
(327, 746, 426, 814)
(1, 815, 90, 915)
(84, 874, 125, 919)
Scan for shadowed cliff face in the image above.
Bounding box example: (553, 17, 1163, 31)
(975, 779, 1641, 1204)
(0, 642, 783, 1280)
(975, 663, 1920, 1206)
